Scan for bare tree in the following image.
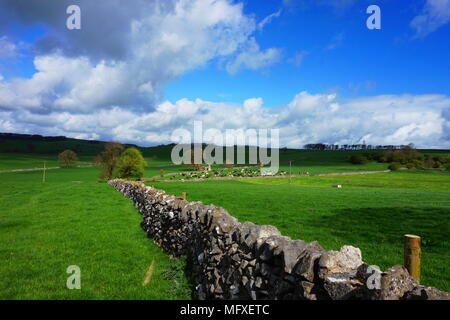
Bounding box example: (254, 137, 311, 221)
(95, 142, 124, 180)
(58, 149, 78, 168)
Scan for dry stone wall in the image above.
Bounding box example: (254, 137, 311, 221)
(109, 179, 449, 300)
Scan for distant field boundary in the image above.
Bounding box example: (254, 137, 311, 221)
(0, 162, 174, 173)
(315, 170, 390, 176)
(0, 164, 92, 173)
(145, 169, 391, 183)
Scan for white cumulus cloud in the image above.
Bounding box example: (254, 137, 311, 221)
(226, 38, 282, 75)
(0, 0, 281, 113)
(3, 92, 450, 149)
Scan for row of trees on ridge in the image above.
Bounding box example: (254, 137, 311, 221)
(349, 146, 450, 171)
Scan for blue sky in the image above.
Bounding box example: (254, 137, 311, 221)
(0, 0, 450, 148)
(166, 0, 450, 106)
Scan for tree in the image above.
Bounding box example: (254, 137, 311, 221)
(96, 142, 124, 180)
(412, 159, 424, 170)
(388, 162, 401, 171)
(350, 155, 368, 165)
(115, 147, 147, 179)
(58, 149, 78, 168)
(444, 162, 450, 171)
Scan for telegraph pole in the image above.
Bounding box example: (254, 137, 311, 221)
(43, 161, 46, 183)
(289, 160, 293, 184)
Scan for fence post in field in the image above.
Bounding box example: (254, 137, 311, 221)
(289, 160, 293, 184)
(404, 234, 421, 282)
(43, 161, 46, 183)
(181, 192, 187, 200)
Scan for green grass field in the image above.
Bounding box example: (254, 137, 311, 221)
(0, 152, 189, 177)
(0, 153, 71, 170)
(1, 146, 449, 298)
(151, 170, 450, 292)
(0, 167, 192, 299)
(0, 136, 175, 162)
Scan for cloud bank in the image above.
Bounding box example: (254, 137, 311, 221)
(1, 90, 450, 149)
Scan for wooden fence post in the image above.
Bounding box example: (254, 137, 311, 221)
(404, 234, 421, 282)
(181, 192, 187, 200)
(43, 161, 46, 183)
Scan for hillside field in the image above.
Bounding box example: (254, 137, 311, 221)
(1, 139, 449, 298)
(0, 167, 192, 299)
(151, 171, 450, 291)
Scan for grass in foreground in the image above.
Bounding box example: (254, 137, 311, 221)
(151, 170, 450, 292)
(0, 167, 192, 299)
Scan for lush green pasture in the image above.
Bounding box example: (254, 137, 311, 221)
(0, 152, 183, 176)
(0, 167, 191, 299)
(151, 171, 450, 291)
(277, 160, 388, 175)
(144, 164, 191, 179)
(0, 153, 63, 170)
(277, 149, 450, 174)
(2, 146, 448, 175)
(0, 137, 174, 162)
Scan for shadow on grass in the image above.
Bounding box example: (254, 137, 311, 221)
(0, 220, 25, 230)
(154, 250, 196, 299)
(309, 207, 449, 251)
(309, 207, 450, 291)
